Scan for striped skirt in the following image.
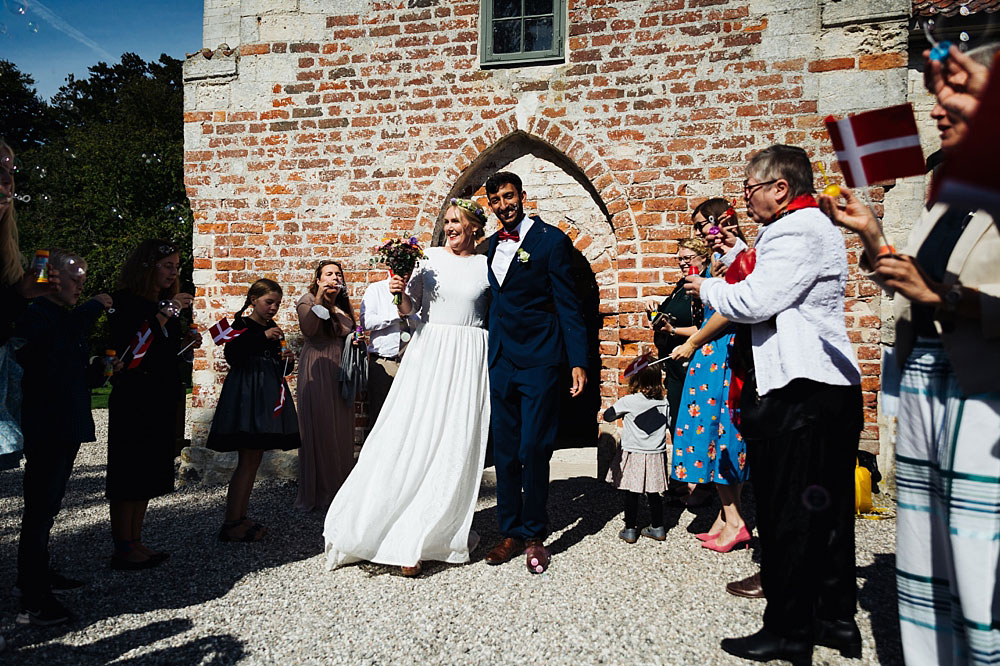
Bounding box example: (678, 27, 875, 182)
(896, 339, 1000, 665)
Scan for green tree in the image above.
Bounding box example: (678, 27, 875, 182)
(15, 53, 192, 299)
(12, 54, 191, 359)
(0, 59, 56, 153)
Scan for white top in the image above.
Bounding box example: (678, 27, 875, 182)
(490, 214, 535, 285)
(699, 206, 861, 395)
(605, 393, 668, 454)
(360, 279, 417, 357)
(406, 247, 490, 328)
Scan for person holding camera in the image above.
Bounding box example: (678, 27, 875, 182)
(646, 237, 709, 430)
(295, 260, 357, 511)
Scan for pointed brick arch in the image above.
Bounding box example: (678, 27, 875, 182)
(413, 115, 648, 409)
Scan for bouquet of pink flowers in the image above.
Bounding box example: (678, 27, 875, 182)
(371, 235, 425, 304)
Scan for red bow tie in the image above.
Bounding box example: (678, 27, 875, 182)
(498, 230, 520, 242)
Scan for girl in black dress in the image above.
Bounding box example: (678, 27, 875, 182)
(107, 240, 200, 570)
(208, 279, 299, 542)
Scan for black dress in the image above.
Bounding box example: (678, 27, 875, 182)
(653, 282, 703, 430)
(106, 289, 185, 501)
(206, 317, 300, 452)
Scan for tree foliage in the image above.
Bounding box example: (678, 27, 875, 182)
(4, 54, 191, 354)
(9, 53, 191, 298)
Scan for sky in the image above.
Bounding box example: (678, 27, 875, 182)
(0, 0, 203, 100)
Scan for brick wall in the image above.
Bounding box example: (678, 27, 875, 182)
(184, 0, 926, 470)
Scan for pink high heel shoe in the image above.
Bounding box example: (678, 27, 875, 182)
(695, 531, 720, 542)
(701, 525, 751, 553)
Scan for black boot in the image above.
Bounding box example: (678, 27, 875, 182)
(720, 628, 812, 665)
(814, 618, 862, 658)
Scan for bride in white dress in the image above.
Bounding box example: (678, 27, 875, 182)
(323, 198, 491, 575)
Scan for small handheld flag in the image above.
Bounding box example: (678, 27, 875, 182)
(209, 317, 247, 345)
(624, 353, 652, 379)
(127, 322, 153, 370)
(824, 104, 925, 188)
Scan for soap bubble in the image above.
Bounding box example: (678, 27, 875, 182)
(64, 148, 76, 159)
(0, 23, 8, 37)
(4, 0, 27, 16)
(158, 299, 180, 317)
(64, 258, 85, 277)
(14, 193, 29, 203)
(38, 193, 50, 204)
(959, 31, 970, 42)
(111, 206, 123, 220)
(801, 485, 831, 512)
(26, 20, 37, 33)
(960, 5, 970, 16)
(33, 165, 46, 179)
(164, 202, 180, 214)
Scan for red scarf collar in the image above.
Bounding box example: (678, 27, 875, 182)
(765, 194, 818, 225)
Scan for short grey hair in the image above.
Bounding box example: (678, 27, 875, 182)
(746, 144, 815, 199)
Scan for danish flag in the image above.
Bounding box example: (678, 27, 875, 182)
(209, 317, 246, 345)
(127, 322, 154, 370)
(624, 353, 652, 379)
(273, 384, 287, 418)
(824, 104, 925, 188)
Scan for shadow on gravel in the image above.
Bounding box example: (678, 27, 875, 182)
(9, 618, 244, 665)
(0, 464, 321, 665)
(858, 553, 902, 665)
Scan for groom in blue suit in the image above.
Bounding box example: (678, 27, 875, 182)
(482, 171, 588, 574)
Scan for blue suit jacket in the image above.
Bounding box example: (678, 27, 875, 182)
(487, 216, 588, 370)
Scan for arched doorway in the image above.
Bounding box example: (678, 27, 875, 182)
(436, 131, 618, 451)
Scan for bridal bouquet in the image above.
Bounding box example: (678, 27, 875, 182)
(371, 235, 425, 304)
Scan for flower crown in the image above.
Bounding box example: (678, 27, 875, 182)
(449, 198, 488, 225)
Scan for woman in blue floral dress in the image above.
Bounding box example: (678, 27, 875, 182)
(670, 199, 750, 553)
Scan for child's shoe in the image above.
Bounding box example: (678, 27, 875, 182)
(641, 526, 667, 541)
(618, 528, 639, 543)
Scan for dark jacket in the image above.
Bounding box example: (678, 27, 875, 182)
(486, 217, 588, 369)
(15, 297, 104, 446)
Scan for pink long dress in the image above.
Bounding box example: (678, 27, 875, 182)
(294, 292, 356, 511)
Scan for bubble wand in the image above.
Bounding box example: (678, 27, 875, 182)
(818, 161, 896, 256)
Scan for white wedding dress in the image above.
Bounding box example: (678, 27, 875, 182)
(323, 247, 491, 568)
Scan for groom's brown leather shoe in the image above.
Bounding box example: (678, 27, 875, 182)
(485, 537, 524, 565)
(726, 571, 764, 599)
(524, 539, 550, 574)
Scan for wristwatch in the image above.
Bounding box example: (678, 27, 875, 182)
(941, 284, 963, 313)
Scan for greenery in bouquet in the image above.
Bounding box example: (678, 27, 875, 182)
(371, 236, 425, 304)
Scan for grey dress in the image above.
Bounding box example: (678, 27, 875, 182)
(294, 292, 356, 511)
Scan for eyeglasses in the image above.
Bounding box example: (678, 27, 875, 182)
(677, 254, 698, 263)
(743, 179, 778, 198)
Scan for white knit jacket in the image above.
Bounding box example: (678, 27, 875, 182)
(699, 207, 861, 396)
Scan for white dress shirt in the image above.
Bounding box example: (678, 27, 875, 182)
(719, 237, 748, 268)
(699, 207, 861, 395)
(360, 279, 416, 358)
(490, 215, 535, 285)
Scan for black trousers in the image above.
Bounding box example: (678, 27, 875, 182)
(622, 491, 663, 529)
(17, 440, 80, 604)
(744, 380, 863, 639)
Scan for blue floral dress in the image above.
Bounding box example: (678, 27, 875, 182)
(670, 302, 747, 486)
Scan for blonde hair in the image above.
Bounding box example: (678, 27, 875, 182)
(0, 140, 24, 287)
(678, 237, 710, 261)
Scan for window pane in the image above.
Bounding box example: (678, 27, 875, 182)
(524, 16, 553, 52)
(525, 0, 553, 15)
(493, 19, 522, 53)
(493, 0, 521, 19)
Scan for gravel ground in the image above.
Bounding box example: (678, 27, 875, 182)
(0, 411, 901, 665)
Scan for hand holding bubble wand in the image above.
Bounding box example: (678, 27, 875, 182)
(818, 160, 897, 257)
